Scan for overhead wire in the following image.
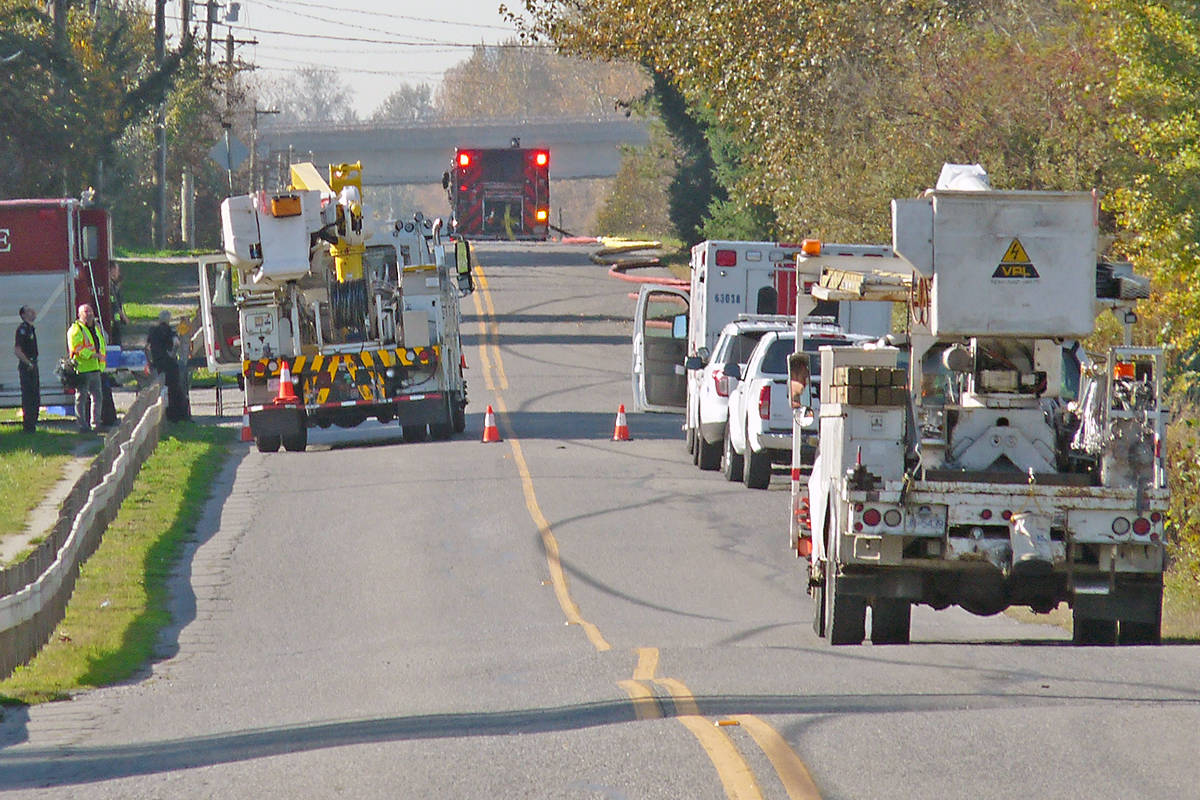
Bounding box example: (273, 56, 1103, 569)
(250, 0, 517, 33)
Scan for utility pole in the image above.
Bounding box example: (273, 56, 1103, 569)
(205, 0, 215, 64)
(251, 108, 279, 192)
(154, 0, 167, 249)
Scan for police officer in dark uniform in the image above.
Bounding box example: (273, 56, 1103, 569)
(13, 305, 39, 432)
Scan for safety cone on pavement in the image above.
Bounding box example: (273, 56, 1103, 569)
(481, 405, 501, 443)
(274, 360, 299, 405)
(239, 405, 253, 442)
(612, 404, 631, 441)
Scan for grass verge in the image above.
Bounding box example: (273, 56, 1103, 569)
(0, 417, 96, 547)
(0, 423, 234, 705)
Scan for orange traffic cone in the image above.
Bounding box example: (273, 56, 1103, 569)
(612, 404, 631, 441)
(239, 405, 253, 442)
(274, 360, 299, 405)
(481, 405, 501, 443)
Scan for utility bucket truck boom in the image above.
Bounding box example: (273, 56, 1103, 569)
(798, 168, 1167, 645)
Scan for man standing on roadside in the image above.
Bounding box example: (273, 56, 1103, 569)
(147, 310, 189, 422)
(13, 305, 39, 433)
(67, 303, 105, 433)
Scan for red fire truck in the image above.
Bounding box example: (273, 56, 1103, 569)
(0, 198, 116, 408)
(443, 144, 550, 241)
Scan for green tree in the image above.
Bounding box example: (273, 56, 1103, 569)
(0, 0, 193, 200)
(1097, 1, 1200, 358)
(436, 41, 646, 120)
(373, 83, 436, 123)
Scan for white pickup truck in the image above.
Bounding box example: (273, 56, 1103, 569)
(725, 326, 873, 488)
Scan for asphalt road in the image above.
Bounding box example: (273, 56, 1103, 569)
(1, 242, 1199, 798)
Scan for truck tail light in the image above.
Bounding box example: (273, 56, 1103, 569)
(457, 153, 471, 167)
(862, 508, 882, 527)
(1111, 517, 1131, 535)
(715, 371, 730, 397)
(758, 385, 771, 419)
(1132, 517, 1151, 536)
(534, 151, 549, 166)
(715, 249, 737, 267)
(536, 208, 548, 222)
(883, 508, 902, 527)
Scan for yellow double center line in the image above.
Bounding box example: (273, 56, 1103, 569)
(470, 259, 820, 799)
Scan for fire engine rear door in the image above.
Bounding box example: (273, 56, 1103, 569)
(632, 285, 689, 412)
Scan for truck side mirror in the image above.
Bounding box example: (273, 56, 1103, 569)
(684, 355, 704, 370)
(723, 362, 742, 381)
(788, 352, 812, 408)
(442, 172, 450, 190)
(672, 313, 688, 339)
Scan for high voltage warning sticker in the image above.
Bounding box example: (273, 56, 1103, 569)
(993, 237, 1039, 278)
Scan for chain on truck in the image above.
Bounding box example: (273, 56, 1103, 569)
(792, 165, 1169, 646)
(198, 161, 475, 453)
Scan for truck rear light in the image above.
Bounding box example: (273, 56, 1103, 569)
(862, 508, 882, 526)
(1001, 510, 1012, 521)
(980, 509, 992, 520)
(715, 249, 737, 267)
(534, 151, 549, 166)
(854, 503, 864, 512)
(1132, 517, 1151, 536)
(714, 371, 730, 397)
(1111, 517, 1131, 535)
(536, 208, 548, 222)
(797, 536, 812, 557)
(758, 385, 771, 419)
(1150, 511, 1162, 523)
(458, 153, 471, 167)
(883, 509, 902, 526)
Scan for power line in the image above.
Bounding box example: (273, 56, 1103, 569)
(228, 23, 540, 48)
(251, 0, 517, 34)
(248, 0, 445, 44)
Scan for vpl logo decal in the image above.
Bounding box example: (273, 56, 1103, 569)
(992, 237, 1039, 279)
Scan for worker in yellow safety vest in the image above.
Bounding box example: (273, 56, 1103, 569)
(67, 303, 106, 433)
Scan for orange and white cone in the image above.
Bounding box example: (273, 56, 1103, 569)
(481, 405, 501, 443)
(612, 404, 631, 441)
(274, 360, 299, 405)
(239, 405, 253, 442)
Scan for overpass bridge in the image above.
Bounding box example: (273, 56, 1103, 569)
(256, 116, 650, 187)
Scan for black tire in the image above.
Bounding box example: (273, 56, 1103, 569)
(1072, 615, 1117, 645)
(826, 568, 867, 645)
(452, 394, 466, 434)
(282, 427, 307, 452)
(1117, 620, 1161, 645)
(692, 431, 701, 465)
(721, 423, 744, 481)
(685, 421, 696, 454)
(697, 432, 721, 471)
(743, 438, 772, 489)
(402, 424, 428, 443)
(430, 396, 454, 441)
(870, 599, 911, 644)
(812, 581, 826, 638)
(255, 434, 281, 453)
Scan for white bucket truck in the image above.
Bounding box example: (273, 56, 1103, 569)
(798, 173, 1167, 645)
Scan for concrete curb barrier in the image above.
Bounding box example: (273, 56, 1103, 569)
(0, 380, 165, 680)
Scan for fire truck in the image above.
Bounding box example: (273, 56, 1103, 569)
(0, 197, 117, 409)
(442, 142, 550, 240)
